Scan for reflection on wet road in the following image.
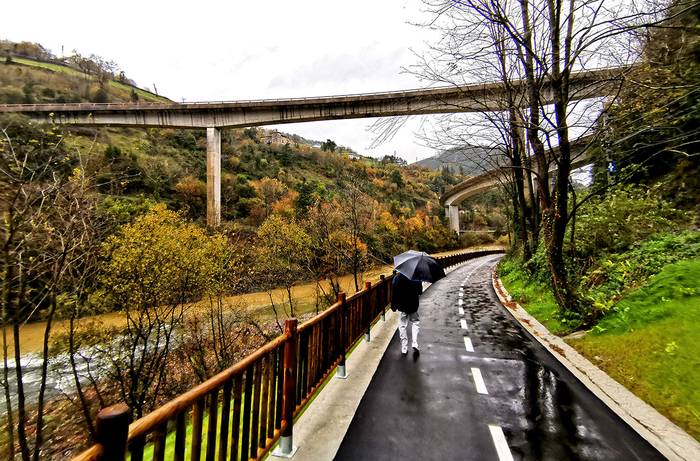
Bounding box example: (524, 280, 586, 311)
(334, 255, 664, 461)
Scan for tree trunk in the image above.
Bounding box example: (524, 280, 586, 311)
(32, 291, 58, 461)
(286, 287, 295, 317)
(519, 0, 551, 217)
(13, 319, 30, 461)
(510, 110, 532, 260)
(544, 0, 581, 314)
(2, 257, 15, 460)
(69, 312, 97, 441)
(2, 324, 14, 460)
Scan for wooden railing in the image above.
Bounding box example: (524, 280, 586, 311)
(72, 248, 502, 461)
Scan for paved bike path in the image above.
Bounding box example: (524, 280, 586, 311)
(333, 255, 664, 460)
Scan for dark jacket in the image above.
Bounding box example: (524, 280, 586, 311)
(391, 272, 423, 314)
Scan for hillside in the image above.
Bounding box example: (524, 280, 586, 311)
(0, 41, 168, 104)
(413, 145, 504, 175)
(0, 41, 471, 262)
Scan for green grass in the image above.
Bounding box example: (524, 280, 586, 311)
(568, 259, 700, 440)
(12, 56, 85, 77)
(501, 256, 700, 441)
(11, 57, 170, 103)
(139, 391, 250, 461)
(499, 258, 571, 335)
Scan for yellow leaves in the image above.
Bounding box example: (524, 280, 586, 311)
(404, 215, 426, 234)
(271, 190, 299, 217)
(175, 175, 207, 198)
(256, 214, 312, 278)
(328, 229, 368, 257)
(379, 210, 398, 234)
(102, 204, 238, 310)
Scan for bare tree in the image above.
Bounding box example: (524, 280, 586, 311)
(399, 0, 674, 315)
(1, 115, 105, 461)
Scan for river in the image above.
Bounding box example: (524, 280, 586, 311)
(1, 246, 502, 414)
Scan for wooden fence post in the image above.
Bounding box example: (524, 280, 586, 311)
(364, 281, 372, 342)
(336, 292, 348, 379)
(380, 275, 386, 321)
(95, 403, 130, 461)
(274, 318, 298, 457)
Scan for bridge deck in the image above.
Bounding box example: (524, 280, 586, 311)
(333, 255, 662, 460)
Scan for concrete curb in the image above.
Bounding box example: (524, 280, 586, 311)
(491, 270, 700, 461)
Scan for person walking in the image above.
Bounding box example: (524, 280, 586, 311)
(391, 271, 423, 356)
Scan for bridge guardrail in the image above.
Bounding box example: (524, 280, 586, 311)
(0, 66, 629, 112)
(71, 248, 503, 461)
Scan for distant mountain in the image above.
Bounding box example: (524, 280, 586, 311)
(414, 145, 504, 176)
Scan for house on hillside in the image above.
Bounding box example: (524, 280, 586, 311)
(261, 129, 292, 146)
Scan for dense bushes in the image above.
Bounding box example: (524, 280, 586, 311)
(573, 186, 685, 258)
(581, 231, 700, 317)
(512, 183, 694, 325)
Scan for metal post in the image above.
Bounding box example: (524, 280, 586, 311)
(95, 403, 130, 461)
(364, 281, 372, 342)
(274, 318, 298, 458)
(206, 127, 221, 227)
(336, 292, 348, 379)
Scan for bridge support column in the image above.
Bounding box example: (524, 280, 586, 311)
(206, 127, 222, 227)
(448, 205, 460, 234)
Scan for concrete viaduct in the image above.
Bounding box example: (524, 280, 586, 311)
(440, 136, 595, 233)
(0, 68, 621, 226)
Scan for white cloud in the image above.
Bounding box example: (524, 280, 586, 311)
(3, 0, 442, 161)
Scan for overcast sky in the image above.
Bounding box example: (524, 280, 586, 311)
(4, 0, 445, 162)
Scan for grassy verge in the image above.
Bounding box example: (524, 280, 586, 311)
(500, 257, 700, 441)
(498, 257, 570, 335)
(11, 57, 170, 103)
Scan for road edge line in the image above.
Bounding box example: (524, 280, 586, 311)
(491, 269, 700, 461)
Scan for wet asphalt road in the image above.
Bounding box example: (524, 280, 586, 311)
(334, 255, 664, 461)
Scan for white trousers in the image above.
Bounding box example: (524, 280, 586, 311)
(398, 312, 420, 350)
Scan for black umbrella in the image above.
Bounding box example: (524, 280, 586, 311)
(393, 250, 446, 283)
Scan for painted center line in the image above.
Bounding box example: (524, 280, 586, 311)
(463, 337, 474, 352)
(488, 425, 514, 461)
(459, 287, 464, 292)
(471, 368, 488, 394)
(458, 299, 463, 306)
(458, 293, 463, 298)
(460, 319, 468, 330)
(458, 306, 464, 316)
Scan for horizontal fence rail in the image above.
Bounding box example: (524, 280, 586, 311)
(72, 248, 503, 461)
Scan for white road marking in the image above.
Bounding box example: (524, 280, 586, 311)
(461, 258, 493, 285)
(463, 337, 474, 352)
(471, 368, 488, 394)
(459, 287, 464, 292)
(458, 299, 463, 306)
(460, 319, 468, 330)
(458, 292, 463, 298)
(458, 306, 464, 316)
(488, 425, 514, 461)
